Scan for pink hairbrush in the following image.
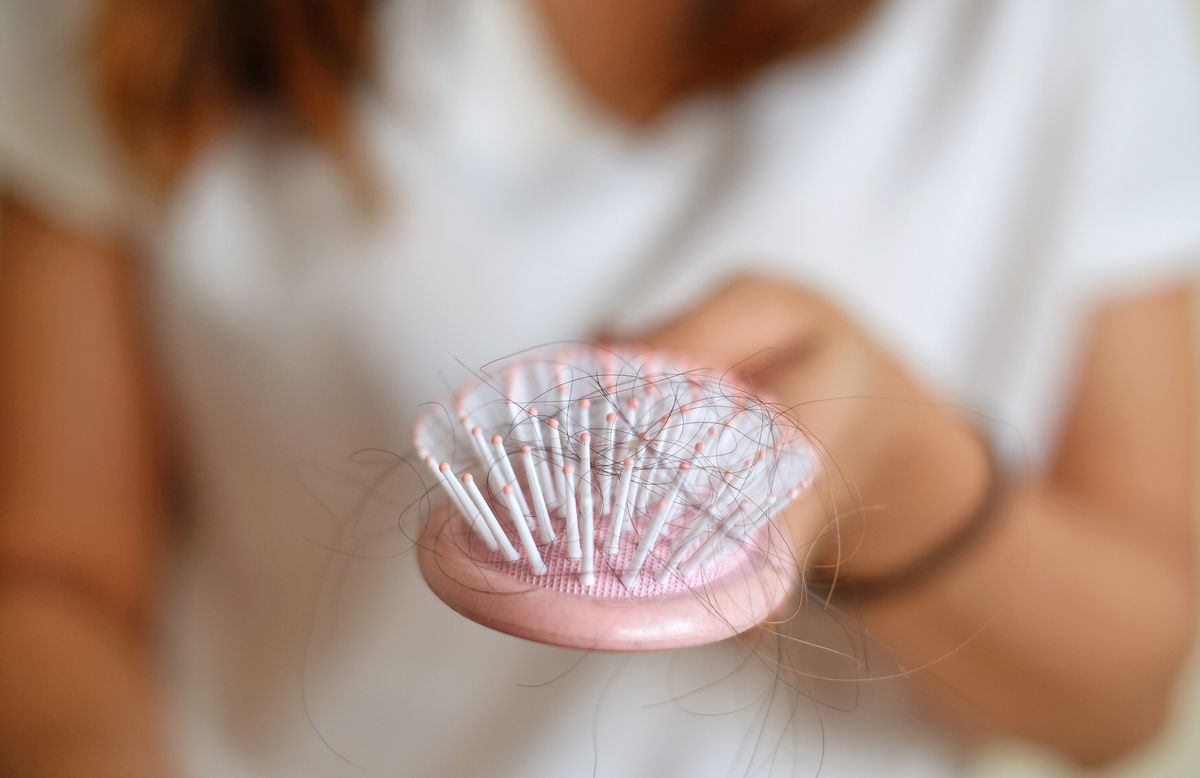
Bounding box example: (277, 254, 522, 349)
(413, 346, 817, 651)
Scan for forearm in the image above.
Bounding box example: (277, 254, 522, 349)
(857, 485, 1195, 763)
(0, 577, 169, 777)
(642, 277, 1195, 763)
(0, 199, 171, 776)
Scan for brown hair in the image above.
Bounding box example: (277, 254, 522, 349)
(92, 0, 875, 191)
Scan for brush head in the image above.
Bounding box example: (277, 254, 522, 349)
(413, 345, 817, 651)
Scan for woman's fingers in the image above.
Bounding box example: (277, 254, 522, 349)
(641, 276, 829, 372)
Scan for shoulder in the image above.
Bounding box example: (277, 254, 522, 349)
(0, 0, 137, 231)
(1056, 0, 1200, 294)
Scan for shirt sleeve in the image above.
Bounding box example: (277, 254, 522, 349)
(1057, 0, 1200, 297)
(0, 0, 136, 231)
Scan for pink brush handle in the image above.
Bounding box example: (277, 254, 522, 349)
(417, 506, 802, 652)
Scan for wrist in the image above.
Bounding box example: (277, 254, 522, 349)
(810, 409, 995, 587)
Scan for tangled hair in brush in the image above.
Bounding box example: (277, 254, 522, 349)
(407, 343, 825, 652)
(294, 343, 1018, 772)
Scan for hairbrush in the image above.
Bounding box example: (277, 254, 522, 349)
(413, 345, 817, 651)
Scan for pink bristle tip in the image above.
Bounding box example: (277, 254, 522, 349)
(502, 485, 514, 495)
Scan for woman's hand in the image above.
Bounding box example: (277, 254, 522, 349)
(641, 274, 1197, 764)
(640, 275, 991, 583)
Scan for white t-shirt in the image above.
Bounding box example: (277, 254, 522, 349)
(3, 1, 1199, 776)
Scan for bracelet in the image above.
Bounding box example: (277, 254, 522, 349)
(816, 428, 1009, 601)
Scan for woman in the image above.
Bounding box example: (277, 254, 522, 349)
(1, 1, 1197, 775)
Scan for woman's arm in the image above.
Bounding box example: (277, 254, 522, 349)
(862, 286, 1195, 763)
(645, 277, 1196, 766)
(0, 199, 169, 776)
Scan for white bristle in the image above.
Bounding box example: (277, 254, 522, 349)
(561, 464, 582, 559)
(678, 499, 753, 579)
(622, 461, 692, 587)
(416, 347, 816, 592)
(525, 407, 558, 503)
(576, 399, 591, 443)
(490, 434, 534, 530)
(656, 470, 731, 583)
(427, 457, 497, 552)
(468, 424, 499, 491)
(606, 458, 636, 555)
(578, 432, 595, 585)
(601, 412, 618, 516)
(547, 417, 566, 502)
(518, 445, 555, 543)
(461, 473, 519, 561)
(502, 484, 546, 575)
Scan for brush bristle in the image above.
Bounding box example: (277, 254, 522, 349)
(415, 346, 816, 596)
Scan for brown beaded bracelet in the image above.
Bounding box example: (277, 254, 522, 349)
(814, 430, 1008, 600)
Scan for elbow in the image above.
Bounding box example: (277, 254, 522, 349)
(1063, 575, 1196, 766)
(1070, 685, 1173, 767)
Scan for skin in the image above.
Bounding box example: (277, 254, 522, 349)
(0, 199, 169, 777)
(0, 3, 1195, 774)
(533, 0, 691, 119)
(542, 5, 1198, 759)
(644, 277, 1196, 763)
(2, 213, 1195, 777)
